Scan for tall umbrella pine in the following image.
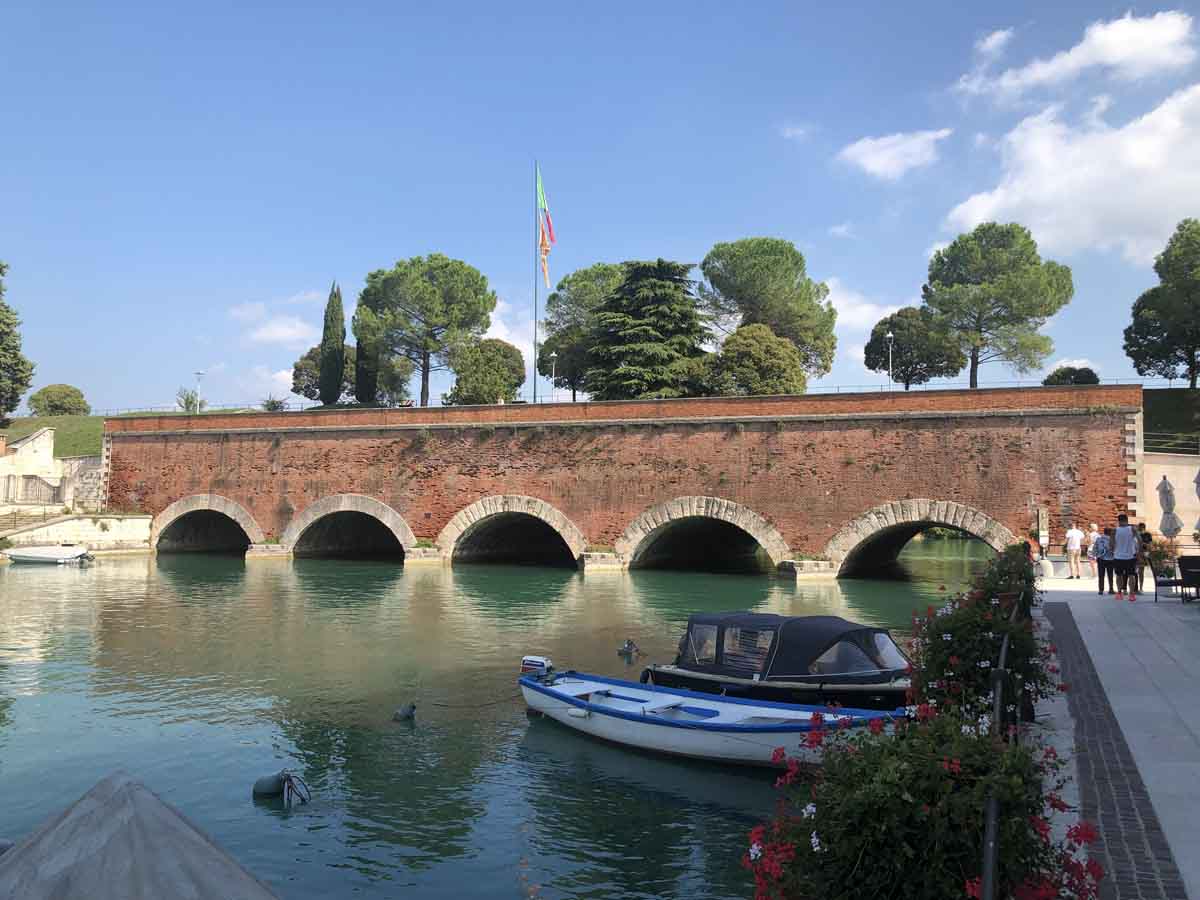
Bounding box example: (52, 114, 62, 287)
(587, 259, 709, 400)
(0, 261, 35, 426)
(922, 223, 1073, 388)
(318, 283, 346, 406)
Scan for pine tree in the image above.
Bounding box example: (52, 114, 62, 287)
(0, 261, 35, 425)
(587, 259, 709, 400)
(318, 282, 346, 406)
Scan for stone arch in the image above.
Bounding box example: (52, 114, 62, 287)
(614, 496, 791, 568)
(825, 499, 1018, 576)
(280, 494, 416, 551)
(152, 494, 266, 545)
(437, 495, 587, 562)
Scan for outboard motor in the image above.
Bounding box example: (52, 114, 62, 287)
(520, 655, 554, 679)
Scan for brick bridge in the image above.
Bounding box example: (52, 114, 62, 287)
(103, 385, 1143, 576)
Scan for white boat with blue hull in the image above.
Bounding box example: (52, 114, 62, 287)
(3, 545, 93, 565)
(519, 657, 903, 767)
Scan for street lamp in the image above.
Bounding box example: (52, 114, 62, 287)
(885, 332, 894, 389)
(194, 371, 205, 412)
(549, 351, 558, 403)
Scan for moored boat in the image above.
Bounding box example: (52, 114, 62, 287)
(4, 545, 94, 565)
(640, 612, 911, 711)
(519, 656, 902, 766)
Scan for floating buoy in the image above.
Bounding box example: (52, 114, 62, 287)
(251, 770, 310, 805)
(392, 703, 416, 722)
(252, 773, 285, 797)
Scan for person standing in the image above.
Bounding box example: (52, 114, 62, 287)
(1094, 527, 1114, 595)
(1136, 523, 1153, 592)
(1086, 523, 1100, 578)
(1064, 522, 1085, 580)
(1113, 514, 1139, 600)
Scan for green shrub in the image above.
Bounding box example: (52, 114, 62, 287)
(978, 543, 1038, 614)
(1146, 538, 1177, 578)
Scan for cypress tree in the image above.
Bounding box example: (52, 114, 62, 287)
(0, 261, 35, 426)
(318, 282, 346, 406)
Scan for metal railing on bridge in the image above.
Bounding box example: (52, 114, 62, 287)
(1145, 431, 1200, 455)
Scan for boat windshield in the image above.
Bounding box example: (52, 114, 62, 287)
(808, 640, 880, 675)
(721, 626, 774, 677)
(872, 632, 909, 670)
(681, 624, 718, 665)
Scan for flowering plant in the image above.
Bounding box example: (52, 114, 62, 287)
(977, 544, 1039, 615)
(744, 713, 1102, 899)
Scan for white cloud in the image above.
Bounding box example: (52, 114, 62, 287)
(238, 365, 294, 399)
(958, 11, 1196, 98)
(945, 84, 1200, 264)
(1049, 357, 1095, 372)
(843, 342, 866, 366)
(281, 289, 323, 305)
(975, 28, 1014, 60)
(837, 128, 953, 180)
(779, 124, 809, 141)
(828, 222, 855, 239)
(973, 132, 992, 148)
(247, 315, 319, 347)
(825, 277, 900, 330)
(229, 301, 267, 322)
(1084, 94, 1112, 128)
(206, 361, 228, 374)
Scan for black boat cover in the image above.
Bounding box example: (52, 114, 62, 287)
(673, 612, 909, 684)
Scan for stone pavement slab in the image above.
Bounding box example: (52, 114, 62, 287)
(1042, 576, 1198, 899)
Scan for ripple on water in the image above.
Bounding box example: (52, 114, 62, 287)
(0, 541, 989, 899)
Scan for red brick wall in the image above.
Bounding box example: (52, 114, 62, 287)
(106, 387, 1140, 556)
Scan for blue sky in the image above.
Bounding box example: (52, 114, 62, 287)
(2, 2, 1199, 410)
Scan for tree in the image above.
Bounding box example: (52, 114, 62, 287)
(0, 261, 34, 426)
(863, 307, 966, 390)
(291, 344, 355, 402)
(355, 254, 497, 406)
(376, 355, 414, 406)
(443, 338, 526, 405)
(28, 383, 90, 416)
(261, 395, 287, 411)
(535, 263, 626, 401)
(1123, 219, 1200, 388)
(318, 282, 346, 406)
(703, 324, 808, 395)
(176, 387, 206, 414)
(922, 223, 1073, 388)
(1042, 366, 1099, 386)
(587, 259, 709, 400)
(699, 237, 837, 377)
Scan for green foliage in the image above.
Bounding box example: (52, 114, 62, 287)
(863, 306, 966, 389)
(1143, 388, 1200, 435)
(175, 387, 206, 415)
(261, 395, 287, 411)
(1042, 365, 1099, 386)
(689, 324, 808, 396)
(291, 344, 356, 402)
(587, 259, 709, 400)
(375, 354, 413, 406)
(536, 262, 626, 400)
(699, 238, 836, 377)
(1123, 221, 1200, 388)
(923, 223, 1074, 387)
(28, 384, 90, 416)
(1145, 538, 1178, 578)
(443, 338, 526, 405)
(2, 415, 103, 457)
(318, 282, 346, 406)
(356, 254, 497, 406)
(0, 261, 35, 426)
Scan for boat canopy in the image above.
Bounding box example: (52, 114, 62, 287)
(673, 612, 909, 684)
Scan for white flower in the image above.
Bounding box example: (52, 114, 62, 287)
(810, 830, 824, 853)
(990, 599, 1000, 606)
(749, 842, 763, 861)
(961, 724, 975, 736)
(802, 803, 817, 819)
(942, 633, 952, 641)
(977, 715, 991, 735)
(978, 660, 991, 669)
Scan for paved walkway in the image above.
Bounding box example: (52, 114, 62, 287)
(1041, 576, 1198, 899)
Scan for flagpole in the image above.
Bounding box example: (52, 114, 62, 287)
(532, 159, 539, 404)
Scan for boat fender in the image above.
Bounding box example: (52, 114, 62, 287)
(392, 703, 416, 722)
(638, 669, 651, 685)
(252, 772, 286, 797)
(0, 839, 13, 857)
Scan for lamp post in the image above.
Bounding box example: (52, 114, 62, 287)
(549, 351, 557, 403)
(885, 332, 894, 389)
(194, 371, 204, 413)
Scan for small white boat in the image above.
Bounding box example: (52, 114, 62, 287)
(4, 545, 93, 565)
(519, 657, 902, 766)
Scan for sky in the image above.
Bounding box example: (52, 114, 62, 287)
(2, 1, 1199, 411)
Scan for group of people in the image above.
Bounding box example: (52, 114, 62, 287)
(1064, 516, 1154, 600)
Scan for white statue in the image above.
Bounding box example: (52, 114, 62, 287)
(1158, 475, 1184, 538)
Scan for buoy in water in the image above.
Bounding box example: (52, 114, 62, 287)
(392, 703, 416, 722)
(251, 769, 310, 805)
(252, 772, 285, 798)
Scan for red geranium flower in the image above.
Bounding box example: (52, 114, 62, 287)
(964, 876, 982, 898)
(868, 718, 884, 735)
(1067, 821, 1099, 845)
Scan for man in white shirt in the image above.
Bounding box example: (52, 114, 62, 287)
(1112, 513, 1139, 601)
(1064, 522, 1085, 579)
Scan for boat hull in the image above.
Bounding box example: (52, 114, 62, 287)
(521, 672, 899, 767)
(4, 546, 92, 565)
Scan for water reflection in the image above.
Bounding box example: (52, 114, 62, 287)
(0, 539, 990, 899)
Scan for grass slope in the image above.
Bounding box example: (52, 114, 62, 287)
(2, 415, 104, 457)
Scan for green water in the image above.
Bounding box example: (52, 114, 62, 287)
(0, 540, 990, 899)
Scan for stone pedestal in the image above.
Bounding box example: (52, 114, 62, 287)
(245, 544, 292, 561)
(579, 552, 622, 571)
(404, 547, 445, 564)
(778, 559, 836, 578)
